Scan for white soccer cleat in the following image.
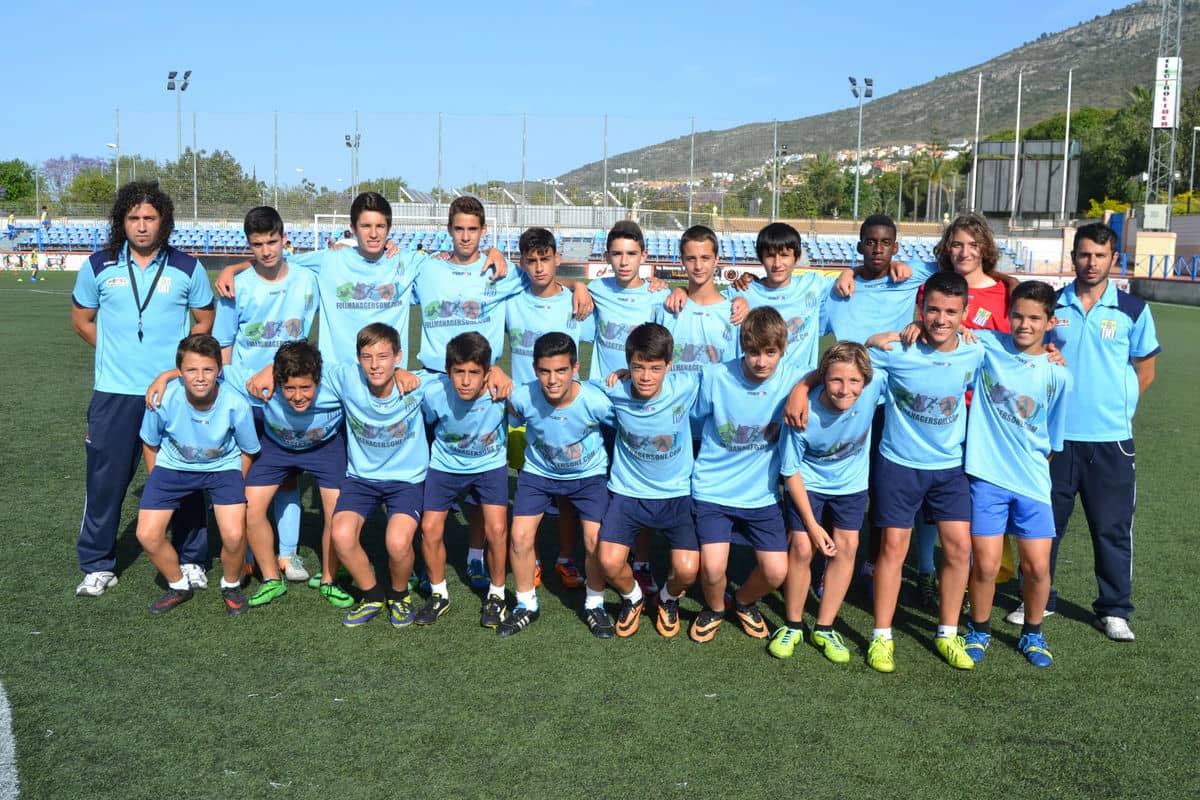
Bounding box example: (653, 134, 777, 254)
(75, 571, 118, 597)
(278, 554, 310, 582)
(1096, 616, 1135, 642)
(180, 563, 209, 590)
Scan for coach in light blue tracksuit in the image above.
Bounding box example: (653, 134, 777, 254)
(69, 182, 216, 598)
(1040, 222, 1160, 642)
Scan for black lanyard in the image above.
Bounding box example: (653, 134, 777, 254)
(127, 248, 167, 342)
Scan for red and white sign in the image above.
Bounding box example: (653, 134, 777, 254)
(1153, 57, 1181, 130)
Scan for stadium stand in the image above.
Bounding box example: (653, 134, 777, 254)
(13, 223, 1023, 269)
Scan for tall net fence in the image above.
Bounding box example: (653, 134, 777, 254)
(28, 110, 794, 232)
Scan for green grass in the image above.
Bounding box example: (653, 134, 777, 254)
(1, 272, 1199, 799)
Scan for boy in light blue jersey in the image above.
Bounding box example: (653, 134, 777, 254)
(414, 196, 529, 372)
(211, 206, 317, 583)
(226, 343, 354, 610)
(506, 228, 595, 386)
(688, 307, 803, 645)
(319, 323, 427, 630)
(212, 207, 318, 372)
(502, 227, 596, 590)
(654, 225, 742, 374)
(136, 335, 259, 617)
(590, 221, 672, 595)
(862, 271, 984, 673)
(500, 333, 615, 639)
(771, 342, 884, 664)
(817, 215, 937, 604)
(598, 323, 702, 639)
(822, 215, 930, 344)
(961, 281, 1071, 668)
(723, 223, 833, 373)
(417, 332, 511, 630)
(587, 221, 671, 382)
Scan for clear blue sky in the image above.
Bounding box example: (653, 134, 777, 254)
(4, 0, 1105, 191)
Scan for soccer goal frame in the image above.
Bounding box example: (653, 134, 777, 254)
(314, 213, 353, 250)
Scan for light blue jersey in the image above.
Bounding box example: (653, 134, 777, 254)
(222, 363, 343, 452)
(140, 382, 259, 472)
(691, 359, 802, 509)
(505, 287, 596, 386)
(508, 381, 614, 480)
(604, 372, 701, 499)
(421, 373, 508, 474)
(966, 332, 1072, 504)
(725, 272, 832, 371)
(779, 374, 884, 494)
(587, 278, 670, 382)
(414, 254, 526, 371)
(212, 264, 319, 375)
(822, 261, 938, 344)
(289, 247, 421, 366)
(321, 363, 429, 483)
(872, 337, 983, 470)
(72, 244, 214, 395)
(653, 298, 739, 373)
(1050, 281, 1161, 442)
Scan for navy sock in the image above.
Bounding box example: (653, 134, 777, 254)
(364, 583, 385, 602)
(814, 623, 834, 633)
(1022, 622, 1042, 636)
(786, 619, 804, 631)
(970, 619, 992, 635)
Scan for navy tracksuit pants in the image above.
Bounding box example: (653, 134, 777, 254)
(77, 391, 209, 574)
(1048, 439, 1137, 620)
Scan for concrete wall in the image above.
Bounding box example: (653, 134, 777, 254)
(1131, 277, 1200, 306)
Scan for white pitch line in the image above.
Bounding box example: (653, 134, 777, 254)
(0, 680, 18, 800)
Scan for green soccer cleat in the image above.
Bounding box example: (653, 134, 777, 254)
(318, 582, 354, 608)
(935, 634, 976, 670)
(810, 628, 852, 664)
(767, 626, 804, 659)
(248, 579, 287, 607)
(867, 635, 895, 673)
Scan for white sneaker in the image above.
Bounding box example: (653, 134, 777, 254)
(180, 563, 209, 590)
(1003, 603, 1056, 626)
(75, 571, 118, 597)
(278, 553, 310, 582)
(1095, 616, 1135, 642)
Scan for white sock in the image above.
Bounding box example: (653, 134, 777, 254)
(632, 560, 650, 571)
(659, 586, 679, 604)
(168, 576, 190, 590)
(622, 582, 643, 605)
(936, 624, 958, 639)
(516, 589, 538, 611)
(488, 584, 506, 600)
(430, 580, 448, 598)
(219, 577, 240, 590)
(584, 587, 605, 609)
(467, 547, 484, 563)
(872, 627, 893, 641)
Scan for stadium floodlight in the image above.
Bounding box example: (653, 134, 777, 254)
(106, 143, 119, 192)
(167, 69, 192, 159)
(344, 132, 361, 196)
(849, 75, 873, 223)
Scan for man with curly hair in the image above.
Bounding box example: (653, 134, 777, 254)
(70, 181, 216, 597)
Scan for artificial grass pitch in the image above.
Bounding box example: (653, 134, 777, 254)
(0, 273, 1197, 799)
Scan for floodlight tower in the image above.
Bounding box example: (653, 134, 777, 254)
(849, 76, 873, 222)
(166, 70, 191, 159)
(1144, 0, 1183, 229)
